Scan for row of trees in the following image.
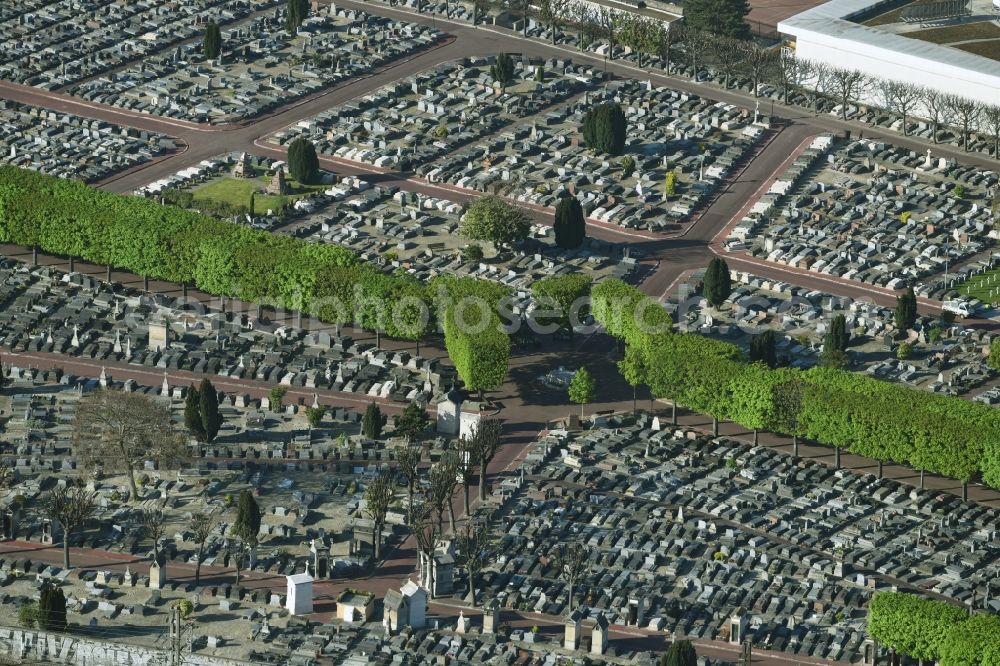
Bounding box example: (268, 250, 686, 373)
(592, 278, 1000, 489)
(868, 592, 1000, 665)
(526, 0, 1000, 155)
(0, 167, 518, 401)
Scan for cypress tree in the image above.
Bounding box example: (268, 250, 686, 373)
(703, 257, 732, 307)
(661, 639, 697, 666)
(362, 402, 383, 440)
(750, 329, 777, 368)
(199, 378, 223, 443)
(894, 286, 917, 332)
(287, 137, 319, 185)
(184, 384, 205, 442)
(233, 489, 261, 545)
(825, 314, 849, 352)
(286, 0, 309, 34)
(582, 104, 626, 156)
(203, 22, 222, 59)
(554, 195, 586, 249)
(38, 584, 67, 632)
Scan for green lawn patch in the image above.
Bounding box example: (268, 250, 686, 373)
(192, 175, 325, 215)
(957, 267, 1000, 303)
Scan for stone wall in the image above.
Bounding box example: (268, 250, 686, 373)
(0, 627, 248, 666)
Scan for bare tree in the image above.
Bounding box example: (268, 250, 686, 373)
(43, 485, 97, 569)
(455, 437, 477, 516)
(455, 517, 494, 606)
(466, 417, 503, 502)
(713, 35, 741, 90)
(411, 502, 437, 596)
(141, 508, 165, 565)
(774, 51, 804, 106)
(877, 79, 922, 136)
(74, 389, 186, 501)
(922, 87, 948, 144)
(594, 6, 621, 60)
(429, 455, 459, 535)
(363, 473, 394, 560)
(472, 0, 491, 25)
(536, 0, 570, 43)
(827, 66, 870, 121)
(983, 105, 1000, 158)
(678, 25, 711, 82)
(554, 541, 589, 611)
(505, 0, 530, 35)
(190, 513, 216, 584)
(801, 60, 832, 116)
(739, 41, 776, 98)
(227, 536, 247, 586)
(945, 94, 983, 152)
(395, 444, 422, 525)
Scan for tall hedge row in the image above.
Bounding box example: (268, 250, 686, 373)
(0, 166, 355, 310)
(868, 592, 1000, 666)
(592, 278, 1000, 487)
(0, 166, 511, 393)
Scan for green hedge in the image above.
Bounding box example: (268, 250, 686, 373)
(592, 279, 1000, 487)
(0, 165, 354, 311)
(0, 166, 511, 393)
(868, 592, 1000, 666)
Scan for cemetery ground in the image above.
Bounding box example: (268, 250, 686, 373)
(191, 169, 327, 214)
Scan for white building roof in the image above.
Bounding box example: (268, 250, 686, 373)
(779, 0, 1000, 105)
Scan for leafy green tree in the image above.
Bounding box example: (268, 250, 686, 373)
(939, 613, 1000, 666)
(568, 367, 597, 417)
(203, 22, 222, 59)
(867, 592, 966, 662)
(989, 338, 1000, 372)
(897, 341, 912, 360)
(460, 195, 531, 249)
(393, 401, 430, 441)
(362, 402, 384, 440)
(184, 383, 205, 442)
(305, 406, 324, 428)
(38, 584, 67, 632)
(619, 342, 647, 415)
(895, 285, 918, 332)
(199, 378, 222, 443)
(749, 330, 777, 368)
(683, 0, 751, 38)
(286, 0, 309, 34)
(490, 53, 516, 92)
(531, 274, 592, 335)
(18, 601, 39, 629)
(582, 103, 627, 156)
(661, 639, 697, 666)
(553, 195, 586, 249)
(771, 377, 806, 454)
(269, 386, 287, 412)
(287, 137, 319, 185)
(620, 155, 636, 177)
(702, 257, 732, 307)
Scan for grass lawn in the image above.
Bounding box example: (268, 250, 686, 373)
(957, 268, 1000, 303)
(863, 1, 917, 26)
(905, 21, 1000, 44)
(192, 175, 325, 214)
(955, 38, 1000, 61)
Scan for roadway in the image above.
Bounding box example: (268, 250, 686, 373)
(3, 6, 1000, 660)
